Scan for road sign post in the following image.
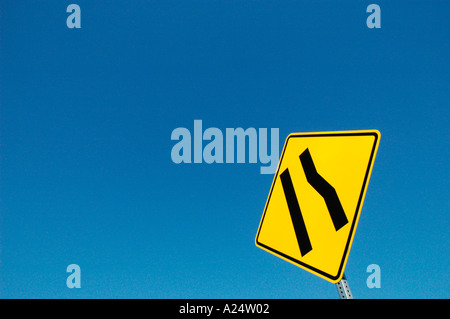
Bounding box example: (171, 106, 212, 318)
(335, 273, 353, 299)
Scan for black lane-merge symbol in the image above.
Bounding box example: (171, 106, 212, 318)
(280, 148, 348, 257)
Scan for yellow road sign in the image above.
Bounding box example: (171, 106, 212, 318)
(255, 130, 380, 283)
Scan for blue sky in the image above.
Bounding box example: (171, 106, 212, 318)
(0, 1, 448, 298)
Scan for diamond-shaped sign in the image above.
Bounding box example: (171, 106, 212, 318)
(255, 130, 380, 283)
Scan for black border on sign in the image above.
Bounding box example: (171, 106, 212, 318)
(255, 131, 380, 282)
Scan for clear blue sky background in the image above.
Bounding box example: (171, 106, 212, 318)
(0, 1, 448, 299)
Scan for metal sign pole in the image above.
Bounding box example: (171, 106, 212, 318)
(335, 273, 353, 299)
